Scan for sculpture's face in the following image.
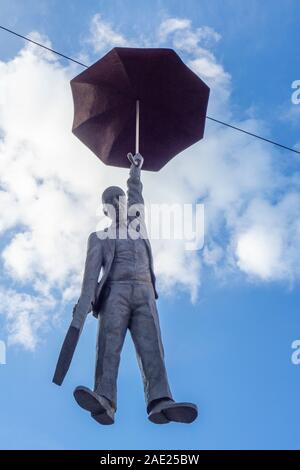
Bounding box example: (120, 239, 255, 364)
(102, 186, 126, 222)
(103, 194, 127, 223)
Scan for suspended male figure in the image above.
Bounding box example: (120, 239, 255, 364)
(55, 152, 197, 425)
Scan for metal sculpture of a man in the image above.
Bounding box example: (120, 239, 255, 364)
(53, 152, 197, 425)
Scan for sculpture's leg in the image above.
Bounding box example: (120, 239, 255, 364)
(94, 283, 131, 410)
(129, 283, 173, 413)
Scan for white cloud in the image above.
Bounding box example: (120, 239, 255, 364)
(87, 13, 130, 53)
(235, 194, 300, 281)
(156, 17, 230, 116)
(158, 18, 221, 47)
(236, 227, 283, 279)
(0, 15, 299, 349)
(0, 288, 55, 350)
(158, 18, 192, 41)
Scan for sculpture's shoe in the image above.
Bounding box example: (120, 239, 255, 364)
(91, 410, 114, 426)
(148, 400, 198, 424)
(73, 386, 114, 425)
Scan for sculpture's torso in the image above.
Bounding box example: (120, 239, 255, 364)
(107, 226, 152, 282)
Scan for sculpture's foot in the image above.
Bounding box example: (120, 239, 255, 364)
(91, 410, 114, 426)
(148, 399, 198, 424)
(73, 386, 114, 425)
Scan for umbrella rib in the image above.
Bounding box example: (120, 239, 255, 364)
(108, 107, 137, 158)
(74, 102, 132, 132)
(72, 79, 135, 102)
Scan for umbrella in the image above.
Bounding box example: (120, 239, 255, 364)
(71, 47, 210, 171)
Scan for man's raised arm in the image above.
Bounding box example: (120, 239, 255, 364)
(127, 152, 144, 208)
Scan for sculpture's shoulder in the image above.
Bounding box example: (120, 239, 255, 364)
(87, 231, 104, 248)
(88, 231, 97, 242)
(89, 229, 113, 245)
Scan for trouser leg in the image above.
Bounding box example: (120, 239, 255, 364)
(94, 283, 131, 410)
(129, 283, 173, 412)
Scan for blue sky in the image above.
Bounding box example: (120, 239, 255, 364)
(0, 0, 300, 450)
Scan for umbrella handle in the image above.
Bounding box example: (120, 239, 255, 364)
(135, 99, 140, 155)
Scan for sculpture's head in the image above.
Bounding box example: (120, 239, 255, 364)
(102, 186, 126, 222)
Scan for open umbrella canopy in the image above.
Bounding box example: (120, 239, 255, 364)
(71, 47, 210, 171)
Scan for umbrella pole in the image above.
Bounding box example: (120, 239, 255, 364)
(135, 99, 140, 154)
